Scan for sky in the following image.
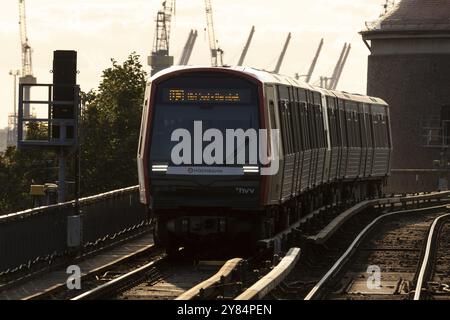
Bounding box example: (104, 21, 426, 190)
(0, 0, 385, 128)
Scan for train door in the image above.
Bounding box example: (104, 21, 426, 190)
(299, 89, 311, 192)
(277, 85, 295, 202)
(338, 99, 348, 179)
(314, 92, 326, 186)
(327, 96, 339, 181)
(307, 91, 318, 187)
(137, 84, 152, 204)
(264, 84, 284, 205)
(291, 87, 303, 196)
(322, 93, 332, 183)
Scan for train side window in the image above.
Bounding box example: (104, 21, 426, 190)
(385, 109, 392, 148)
(309, 103, 317, 149)
(360, 112, 367, 149)
(334, 99, 341, 147)
(269, 100, 277, 130)
(331, 109, 335, 147)
(320, 105, 326, 148)
(354, 111, 361, 148)
(292, 89, 302, 153)
(302, 103, 310, 150)
(366, 109, 374, 148)
(373, 113, 379, 148)
(327, 98, 335, 148)
(278, 100, 288, 155)
(338, 99, 347, 148)
(288, 104, 295, 154)
(346, 107, 353, 148)
(381, 114, 388, 148)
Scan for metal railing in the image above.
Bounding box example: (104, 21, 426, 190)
(0, 186, 148, 276)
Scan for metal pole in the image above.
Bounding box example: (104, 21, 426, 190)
(74, 87, 81, 214)
(58, 148, 66, 203)
(13, 73, 17, 140)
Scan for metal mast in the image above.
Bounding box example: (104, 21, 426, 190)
(305, 38, 324, 83)
(205, 0, 223, 67)
(274, 33, 292, 74)
(237, 26, 255, 66)
(178, 29, 198, 65)
(18, 0, 36, 120)
(327, 43, 348, 89)
(19, 0, 33, 77)
(331, 44, 351, 90)
(149, 0, 176, 75)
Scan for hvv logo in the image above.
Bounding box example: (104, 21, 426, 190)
(170, 121, 280, 176)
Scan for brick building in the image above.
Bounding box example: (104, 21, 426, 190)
(361, 0, 450, 193)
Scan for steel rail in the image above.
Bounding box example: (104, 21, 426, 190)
(304, 204, 448, 300)
(22, 243, 156, 300)
(71, 255, 166, 300)
(176, 258, 243, 300)
(413, 212, 450, 300)
(235, 248, 301, 300)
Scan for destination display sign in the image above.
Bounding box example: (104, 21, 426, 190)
(163, 89, 252, 104)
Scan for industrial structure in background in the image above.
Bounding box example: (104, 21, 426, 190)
(178, 29, 198, 65)
(18, 0, 36, 120)
(273, 33, 292, 74)
(148, 0, 176, 75)
(361, 0, 450, 193)
(205, 0, 224, 67)
(7, 0, 36, 148)
(320, 43, 351, 90)
(237, 26, 255, 66)
(296, 38, 324, 83)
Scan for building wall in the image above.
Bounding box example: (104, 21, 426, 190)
(367, 52, 450, 192)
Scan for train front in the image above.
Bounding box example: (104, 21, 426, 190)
(137, 67, 266, 251)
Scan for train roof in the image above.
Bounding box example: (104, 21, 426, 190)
(150, 66, 388, 106)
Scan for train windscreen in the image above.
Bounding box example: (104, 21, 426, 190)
(150, 73, 260, 165)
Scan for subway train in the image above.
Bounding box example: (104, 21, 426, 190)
(137, 66, 392, 254)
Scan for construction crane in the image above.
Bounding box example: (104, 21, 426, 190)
(18, 0, 36, 120)
(274, 33, 292, 74)
(148, 0, 176, 75)
(296, 38, 324, 83)
(178, 29, 198, 65)
(305, 38, 324, 83)
(19, 0, 33, 77)
(331, 44, 351, 90)
(327, 43, 348, 90)
(320, 43, 351, 90)
(205, 0, 224, 67)
(237, 26, 255, 66)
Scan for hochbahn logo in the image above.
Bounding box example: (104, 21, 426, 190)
(170, 121, 280, 176)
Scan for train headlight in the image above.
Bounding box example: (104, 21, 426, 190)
(243, 166, 260, 174)
(152, 164, 168, 173)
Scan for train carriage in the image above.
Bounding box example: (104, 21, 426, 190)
(137, 66, 392, 253)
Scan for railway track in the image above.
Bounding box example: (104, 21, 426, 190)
(2, 192, 449, 301)
(414, 214, 450, 300)
(301, 205, 449, 300)
(30, 245, 166, 300)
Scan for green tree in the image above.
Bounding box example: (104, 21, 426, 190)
(0, 131, 56, 214)
(0, 53, 146, 214)
(80, 53, 147, 195)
